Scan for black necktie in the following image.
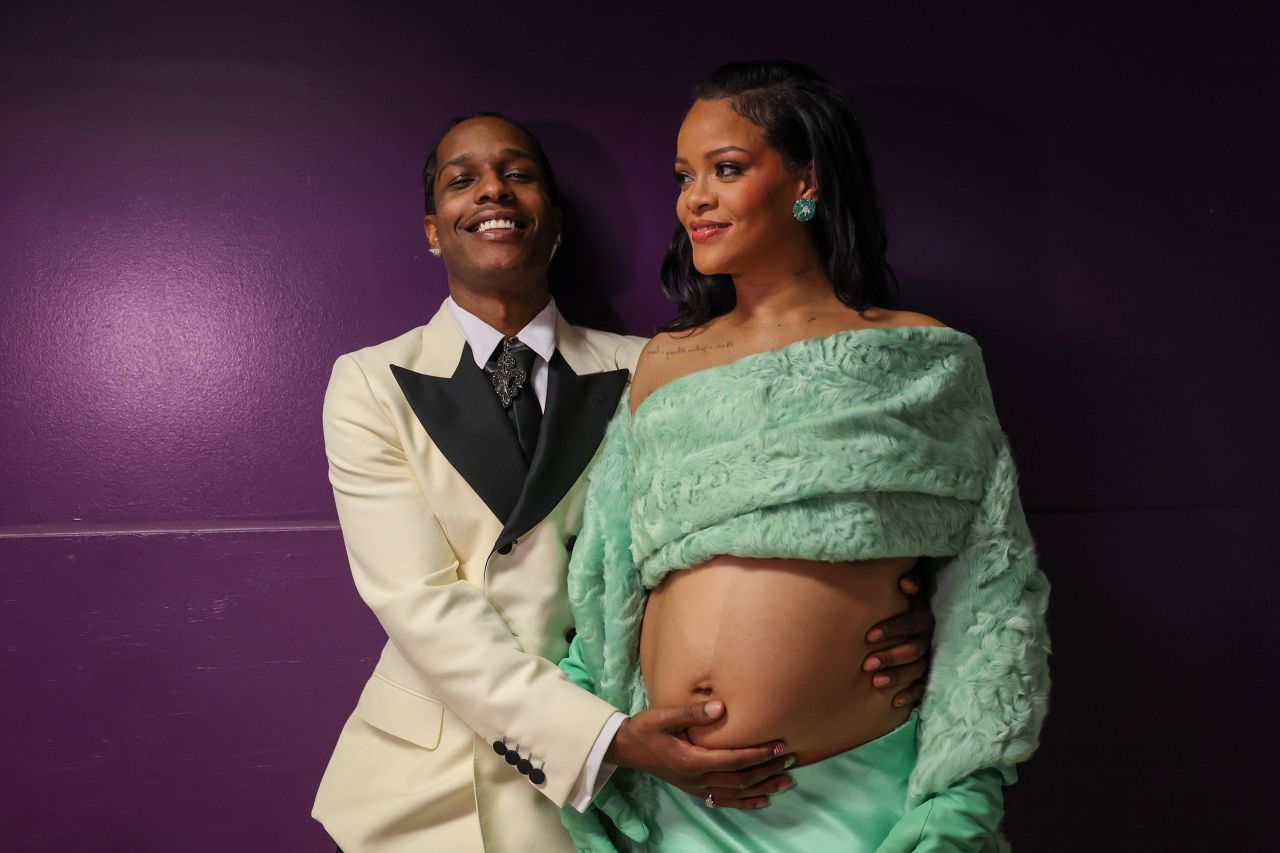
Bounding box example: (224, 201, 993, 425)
(485, 337, 542, 462)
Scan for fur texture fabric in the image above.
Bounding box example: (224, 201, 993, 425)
(562, 326, 1050, 844)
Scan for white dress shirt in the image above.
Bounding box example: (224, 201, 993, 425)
(444, 295, 624, 812)
(445, 295, 555, 409)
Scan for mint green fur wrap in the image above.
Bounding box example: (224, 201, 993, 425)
(563, 326, 1050, 843)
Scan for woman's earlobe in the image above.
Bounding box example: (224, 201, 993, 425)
(804, 162, 820, 199)
(794, 161, 821, 221)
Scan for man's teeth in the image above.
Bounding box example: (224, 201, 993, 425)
(476, 219, 516, 232)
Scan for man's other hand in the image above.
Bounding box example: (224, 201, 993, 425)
(862, 569, 936, 708)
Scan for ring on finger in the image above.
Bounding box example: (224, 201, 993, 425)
(704, 793, 717, 809)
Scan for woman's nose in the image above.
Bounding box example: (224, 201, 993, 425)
(685, 174, 714, 212)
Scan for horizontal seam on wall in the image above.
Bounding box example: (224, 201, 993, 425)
(1, 504, 1275, 540)
(1022, 503, 1279, 515)
(0, 521, 342, 539)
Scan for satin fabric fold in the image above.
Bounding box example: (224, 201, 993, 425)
(648, 715, 918, 853)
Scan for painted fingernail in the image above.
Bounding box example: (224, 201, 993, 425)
(772, 741, 788, 757)
(783, 754, 796, 769)
(867, 628, 884, 641)
(873, 674, 890, 688)
(755, 797, 770, 809)
(779, 776, 796, 792)
(865, 656, 881, 671)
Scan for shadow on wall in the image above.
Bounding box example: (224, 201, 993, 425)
(1000, 507, 1278, 849)
(531, 119, 638, 334)
(847, 84, 1243, 849)
(839, 84, 1259, 845)
(856, 83, 1205, 513)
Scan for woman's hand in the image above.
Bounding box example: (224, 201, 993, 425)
(606, 700, 796, 810)
(862, 571, 936, 708)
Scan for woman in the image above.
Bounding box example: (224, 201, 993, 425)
(561, 61, 1049, 851)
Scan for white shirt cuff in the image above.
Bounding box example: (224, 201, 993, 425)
(568, 711, 626, 813)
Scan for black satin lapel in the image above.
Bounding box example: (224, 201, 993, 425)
(391, 345, 529, 524)
(496, 352, 629, 552)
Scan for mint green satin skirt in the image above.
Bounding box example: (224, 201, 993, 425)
(648, 715, 917, 852)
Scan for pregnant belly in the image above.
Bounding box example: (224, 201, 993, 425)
(639, 555, 917, 766)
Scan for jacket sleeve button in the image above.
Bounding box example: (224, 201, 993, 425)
(529, 768, 546, 785)
(517, 758, 533, 775)
(492, 741, 507, 756)
(505, 750, 521, 766)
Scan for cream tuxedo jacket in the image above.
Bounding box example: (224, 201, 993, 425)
(313, 302, 646, 852)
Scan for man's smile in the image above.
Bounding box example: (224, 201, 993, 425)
(465, 208, 529, 240)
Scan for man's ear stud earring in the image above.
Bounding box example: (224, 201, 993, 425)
(429, 245, 442, 257)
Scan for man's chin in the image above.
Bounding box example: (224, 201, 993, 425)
(470, 242, 542, 268)
(448, 250, 548, 289)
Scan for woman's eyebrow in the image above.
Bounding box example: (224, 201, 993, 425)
(674, 145, 751, 165)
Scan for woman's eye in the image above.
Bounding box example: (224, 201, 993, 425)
(673, 171, 691, 187)
(715, 162, 743, 178)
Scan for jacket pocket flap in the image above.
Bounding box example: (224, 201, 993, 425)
(356, 674, 445, 749)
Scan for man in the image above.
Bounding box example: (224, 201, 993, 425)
(312, 113, 933, 852)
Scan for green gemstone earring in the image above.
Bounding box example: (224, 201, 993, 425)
(792, 198, 816, 222)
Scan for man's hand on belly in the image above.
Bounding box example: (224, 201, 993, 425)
(862, 569, 937, 708)
(606, 700, 796, 810)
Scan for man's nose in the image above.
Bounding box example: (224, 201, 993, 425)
(474, 167, 513, 203)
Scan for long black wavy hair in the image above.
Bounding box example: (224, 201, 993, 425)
(659, 61, 899, 332)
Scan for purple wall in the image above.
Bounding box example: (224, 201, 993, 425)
(3, 3, 1277, 849)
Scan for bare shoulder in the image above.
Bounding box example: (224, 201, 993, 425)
(632, 330, 683, 401)
(854, 307, 948, 329)
(638, 329, 682, 362)
(630, 326, 724, 412)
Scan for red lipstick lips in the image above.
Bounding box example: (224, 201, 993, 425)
(689, 219, 730, 244)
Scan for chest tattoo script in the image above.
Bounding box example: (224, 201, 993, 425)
(646, 339, 736, 359)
